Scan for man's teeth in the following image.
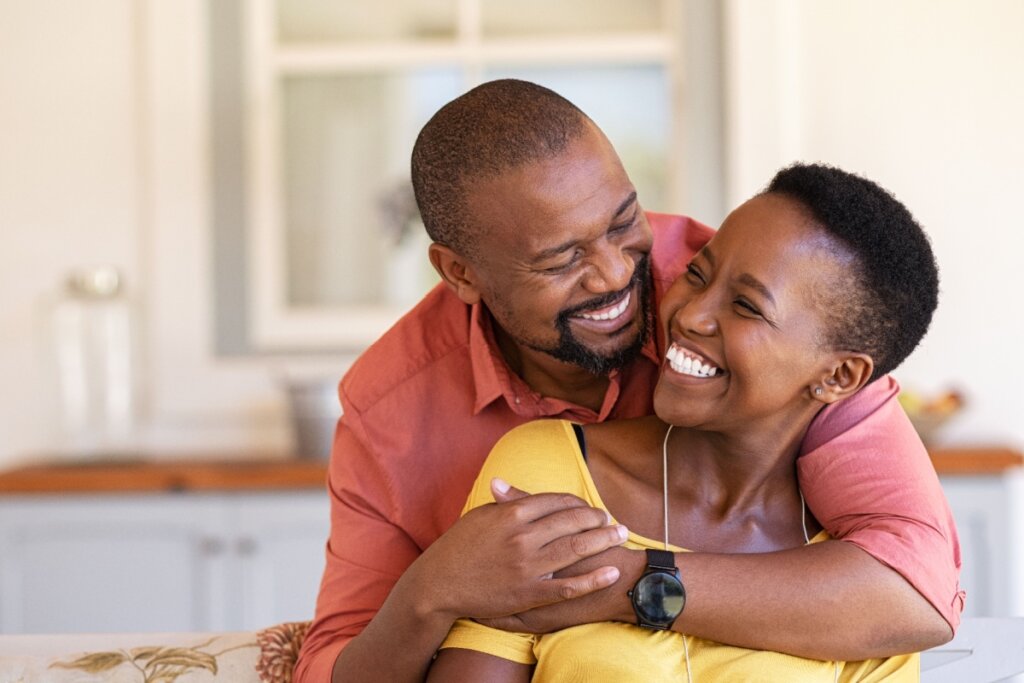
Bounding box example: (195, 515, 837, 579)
(577, 292, 630, 321)
(666, 344, 720, 378)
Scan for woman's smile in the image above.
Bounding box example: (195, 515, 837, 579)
(665, 342, 725, 379)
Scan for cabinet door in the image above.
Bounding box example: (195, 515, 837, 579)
(939, 473, 1024, 618)
(228, 492, 330, 630)
(0, 495, 229, 634)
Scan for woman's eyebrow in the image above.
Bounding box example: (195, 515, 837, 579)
(738, 273, 776, 306)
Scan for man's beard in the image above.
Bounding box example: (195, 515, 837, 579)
(532, 255, 653, 376)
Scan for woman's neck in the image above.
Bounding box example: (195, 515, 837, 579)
(586, 409, 824, 553)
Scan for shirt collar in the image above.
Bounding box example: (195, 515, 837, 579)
(468, 303, 508, 415)
(468, 297, 663, 417)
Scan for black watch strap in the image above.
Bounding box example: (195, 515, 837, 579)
(645, 548, 677, 572)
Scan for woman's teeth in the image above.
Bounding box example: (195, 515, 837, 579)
(666, 344, 720, 378)
(577, 291, 631, 321)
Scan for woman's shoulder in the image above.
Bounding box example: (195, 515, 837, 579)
(460, 419, 592, 513)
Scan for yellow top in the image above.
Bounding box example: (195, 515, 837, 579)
(440, 419, 918, 682)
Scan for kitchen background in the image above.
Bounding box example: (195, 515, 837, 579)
(0, 0, 1022, 634)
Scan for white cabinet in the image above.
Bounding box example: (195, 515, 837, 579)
(939, 470, 1024, 618)
(0, 491, 328, 634)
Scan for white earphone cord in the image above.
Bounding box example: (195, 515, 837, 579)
(661, 424, 836, 682)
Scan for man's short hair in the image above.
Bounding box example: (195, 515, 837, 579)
(765, 163, 940, 381)
(411, 79, 591, 256)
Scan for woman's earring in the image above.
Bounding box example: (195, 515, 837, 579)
(814, 387, 823, 396)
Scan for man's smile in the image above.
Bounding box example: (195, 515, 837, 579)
(567, 286, 638, 335)
(575, 290, 631, 322)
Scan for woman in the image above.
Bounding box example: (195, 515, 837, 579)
(426, 163, 939, 682)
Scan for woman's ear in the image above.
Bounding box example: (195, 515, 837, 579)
(428, 243, 483, 305)
(811, 353, 874, 404)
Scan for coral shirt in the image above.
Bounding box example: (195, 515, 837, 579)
(294, 213, 963, 683)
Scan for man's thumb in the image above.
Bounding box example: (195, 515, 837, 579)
(491, 477, 529, 502)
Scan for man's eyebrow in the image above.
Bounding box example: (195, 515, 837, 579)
(738, 273, 776, 306)
(531, 192, 639, 263)
(613, 191, 638, 219)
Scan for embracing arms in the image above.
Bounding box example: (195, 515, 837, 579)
(300, 378, 961, 682)
(293, 422, 627, 683)
(428, 379, 960, 680)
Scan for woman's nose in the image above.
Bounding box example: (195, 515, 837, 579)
(673, 295, 718, 337)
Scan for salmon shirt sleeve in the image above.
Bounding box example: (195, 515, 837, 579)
(293, 404, 422, 683)
(799, 376, 965, 631)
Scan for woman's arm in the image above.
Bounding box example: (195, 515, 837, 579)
(427, 649, 532, 683)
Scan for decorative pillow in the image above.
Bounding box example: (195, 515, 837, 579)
(0, 622, 310, 683)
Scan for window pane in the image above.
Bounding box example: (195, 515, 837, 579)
(480, 0, 665, 38)
(277, 0, 458, 44)
(281, 70, 458, 307)
(482, 65, 671, 212)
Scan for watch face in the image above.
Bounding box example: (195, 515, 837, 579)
(634, 572, 685, 623)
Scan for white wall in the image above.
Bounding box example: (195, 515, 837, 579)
(0, 1, 141, 460)
(724, 0, 1024, 448)
(0, 0, 293, 466)
(2, 0, 1021, 465)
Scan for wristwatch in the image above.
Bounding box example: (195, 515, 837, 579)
(627, 549, 686, 630)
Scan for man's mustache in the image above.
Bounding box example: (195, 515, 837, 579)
(558, 256, 649, 321)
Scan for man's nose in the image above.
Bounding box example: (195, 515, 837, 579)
(582, 245, 632, 294)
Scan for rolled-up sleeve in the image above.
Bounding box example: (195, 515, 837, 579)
(799, 376, 965, 632)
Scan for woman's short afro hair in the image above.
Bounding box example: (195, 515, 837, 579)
(765, 163, 939, 381)
(411, 79, 591, 256)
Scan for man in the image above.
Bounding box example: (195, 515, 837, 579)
(295, 80, 962, 683)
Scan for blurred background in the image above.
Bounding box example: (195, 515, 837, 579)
(0, 0, 1021, 635)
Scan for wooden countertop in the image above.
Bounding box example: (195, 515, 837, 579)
(0, 458, 328, 495)
(925, 447, 1024, 475)
(0, 447, 1020, 495)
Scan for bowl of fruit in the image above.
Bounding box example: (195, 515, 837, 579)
(898, 389, 964, 447)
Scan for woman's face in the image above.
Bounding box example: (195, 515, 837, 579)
(654, 193, 849, 432)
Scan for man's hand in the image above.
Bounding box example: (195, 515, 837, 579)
(479, 544, 642, 633)
(407, 479, 629, 623)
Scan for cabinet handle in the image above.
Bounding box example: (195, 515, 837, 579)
(199, 537, 226, 556)
(236, 537, 257, 556)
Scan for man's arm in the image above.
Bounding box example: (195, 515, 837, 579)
(483, 525, 949, 661)
(481, 377, 960, 659)
(294, 414, 628, 683)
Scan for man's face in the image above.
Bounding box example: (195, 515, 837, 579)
(461, 125, 655, 376)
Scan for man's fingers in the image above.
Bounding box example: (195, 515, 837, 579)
(529, 504, 618, 548)
(537, 523, 629, 571)
(497, 490, 596, 523)
(541, 565, 621, 604)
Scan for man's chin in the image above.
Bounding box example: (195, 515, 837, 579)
(544, 327, 645, 376)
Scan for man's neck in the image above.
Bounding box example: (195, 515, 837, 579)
(494, 327, 611, 412)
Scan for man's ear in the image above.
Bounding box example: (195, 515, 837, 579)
(810, 353, 874, 405)
(428, 243, 483, 305)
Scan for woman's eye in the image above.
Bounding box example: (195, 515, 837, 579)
(685, 264, 705, 284)
(735, 299, 762, 316)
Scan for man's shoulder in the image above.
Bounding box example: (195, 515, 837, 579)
(341, 283, 473, 413)
(645, 211, 716, 284)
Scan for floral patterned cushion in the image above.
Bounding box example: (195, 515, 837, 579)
(0, 622, 310, 683)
